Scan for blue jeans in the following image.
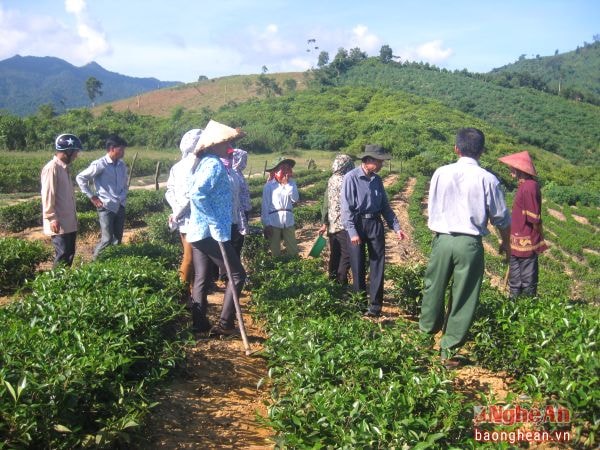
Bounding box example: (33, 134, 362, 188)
(94, 206, 125, 259)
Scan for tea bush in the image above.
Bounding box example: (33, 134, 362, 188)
(0, 237, 51, 294)
(471, 285, 599, 446)
(250, 258, 473, 448)
(0, 200, 40, 232)
(0, 257, 188, 448)
(386, 263, 426, 317)
(97, 242, 181, 270)
(125, 189, 166, 227)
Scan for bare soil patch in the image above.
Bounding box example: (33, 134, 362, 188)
(547, 208, 565, 221)
(144, 292, 273, 449)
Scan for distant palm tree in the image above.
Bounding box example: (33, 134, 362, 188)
(86, 77, 103, 107)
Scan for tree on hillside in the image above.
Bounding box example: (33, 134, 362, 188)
(317, 51, 329, 68)
(349, 47, 367, 63)
(283, 78, 297, 92)
(85, 77, 103, 107)
(330, 48, 350, 76)
(380, 45, 394, 63)
(256, 66, 282, 97)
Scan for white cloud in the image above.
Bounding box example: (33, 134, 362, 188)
(349, 25, 380, 53)
(415, 39, 453, 63)
(247, 23, 297, 56)
(0, 2, 109, 65)
(65, 0, 86, 15)
(396, 39, 453, 65)
(63, 0, 110, 60)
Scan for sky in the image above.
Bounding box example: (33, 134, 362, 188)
(1, 0, 598, 83)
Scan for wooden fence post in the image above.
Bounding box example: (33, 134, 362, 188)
(154, 161, 161, 190)
(127, 152, 138, 188)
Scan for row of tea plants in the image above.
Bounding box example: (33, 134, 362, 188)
(248, 254, 475, 448)
(400, 174, 598, 447)
(0, 256, 189, 448)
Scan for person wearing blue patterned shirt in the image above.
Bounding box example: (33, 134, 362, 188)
(76, 134, 128, 259)
(186, 120, 247, 336)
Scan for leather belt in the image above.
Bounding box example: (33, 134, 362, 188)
(361, 213, 379, 219)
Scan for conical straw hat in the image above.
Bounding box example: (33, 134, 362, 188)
(194, 120, 245, 155)
(498, 151, 537, 177)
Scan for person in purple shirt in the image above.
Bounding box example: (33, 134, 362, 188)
(341, 144, 406, 317)
(186, 120, 246, 337)
(419, 128, 511, 368)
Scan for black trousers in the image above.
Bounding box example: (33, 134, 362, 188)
(191, 237, 246, 328)
(216, 224, 244, 280)
(348, 217, 385, 312)
(509, 254, 539, 298)
(328, 230, 350, 285)
(51, 232, 77, 268)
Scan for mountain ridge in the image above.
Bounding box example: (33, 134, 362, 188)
(0, 55, 181, 116)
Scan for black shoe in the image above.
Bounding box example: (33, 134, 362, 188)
(209, 324, 240, 337)
(192, 318, 211, 333)
(191, 307, 211, 333)
(363, 310, 381, 318)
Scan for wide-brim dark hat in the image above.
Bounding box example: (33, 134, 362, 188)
(357, 144, 392, 160)
(266, 157, 296, 172)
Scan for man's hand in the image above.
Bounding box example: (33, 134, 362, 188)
(91, 195, 103, 208)
(50, 219, 60, 234)
(263, 225, 273, 239)
(499, 241, 511, 263)
(350, 235, 361, 246)
(396, 230, 407, 241)
(318, 224, 327, 236)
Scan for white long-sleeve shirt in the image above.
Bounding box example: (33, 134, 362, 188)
(165, 154, 196, 233)
(261, 179, 299, 228)
(427, 157, 510, 236)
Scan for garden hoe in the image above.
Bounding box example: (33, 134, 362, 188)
(217, 241, 252, 355)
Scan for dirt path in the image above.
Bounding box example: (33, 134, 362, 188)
(144, 292, 273, 449)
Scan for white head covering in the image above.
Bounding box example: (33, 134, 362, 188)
(179, 129, 202, 157)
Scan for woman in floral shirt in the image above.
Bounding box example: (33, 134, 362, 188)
(187, 120, 246, 336)
(319, 154, 355, 284)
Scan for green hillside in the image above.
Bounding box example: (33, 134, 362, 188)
(213, 86, 597, 191)
(320, 59, 599, 165)
(488, 41, 600, 104)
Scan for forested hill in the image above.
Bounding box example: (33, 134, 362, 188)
(330, 59, 600, 165)
(488, 41, 600, 105)
(0, 55, 181, 116)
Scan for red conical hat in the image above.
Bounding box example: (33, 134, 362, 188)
(498, 151, 537, 177)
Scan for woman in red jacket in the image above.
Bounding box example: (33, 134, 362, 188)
(499, 151, 548, 298)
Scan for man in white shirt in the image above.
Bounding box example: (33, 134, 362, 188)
(419, 128, 511, 368)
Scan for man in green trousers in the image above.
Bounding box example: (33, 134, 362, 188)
(419, 128, 511, 368)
